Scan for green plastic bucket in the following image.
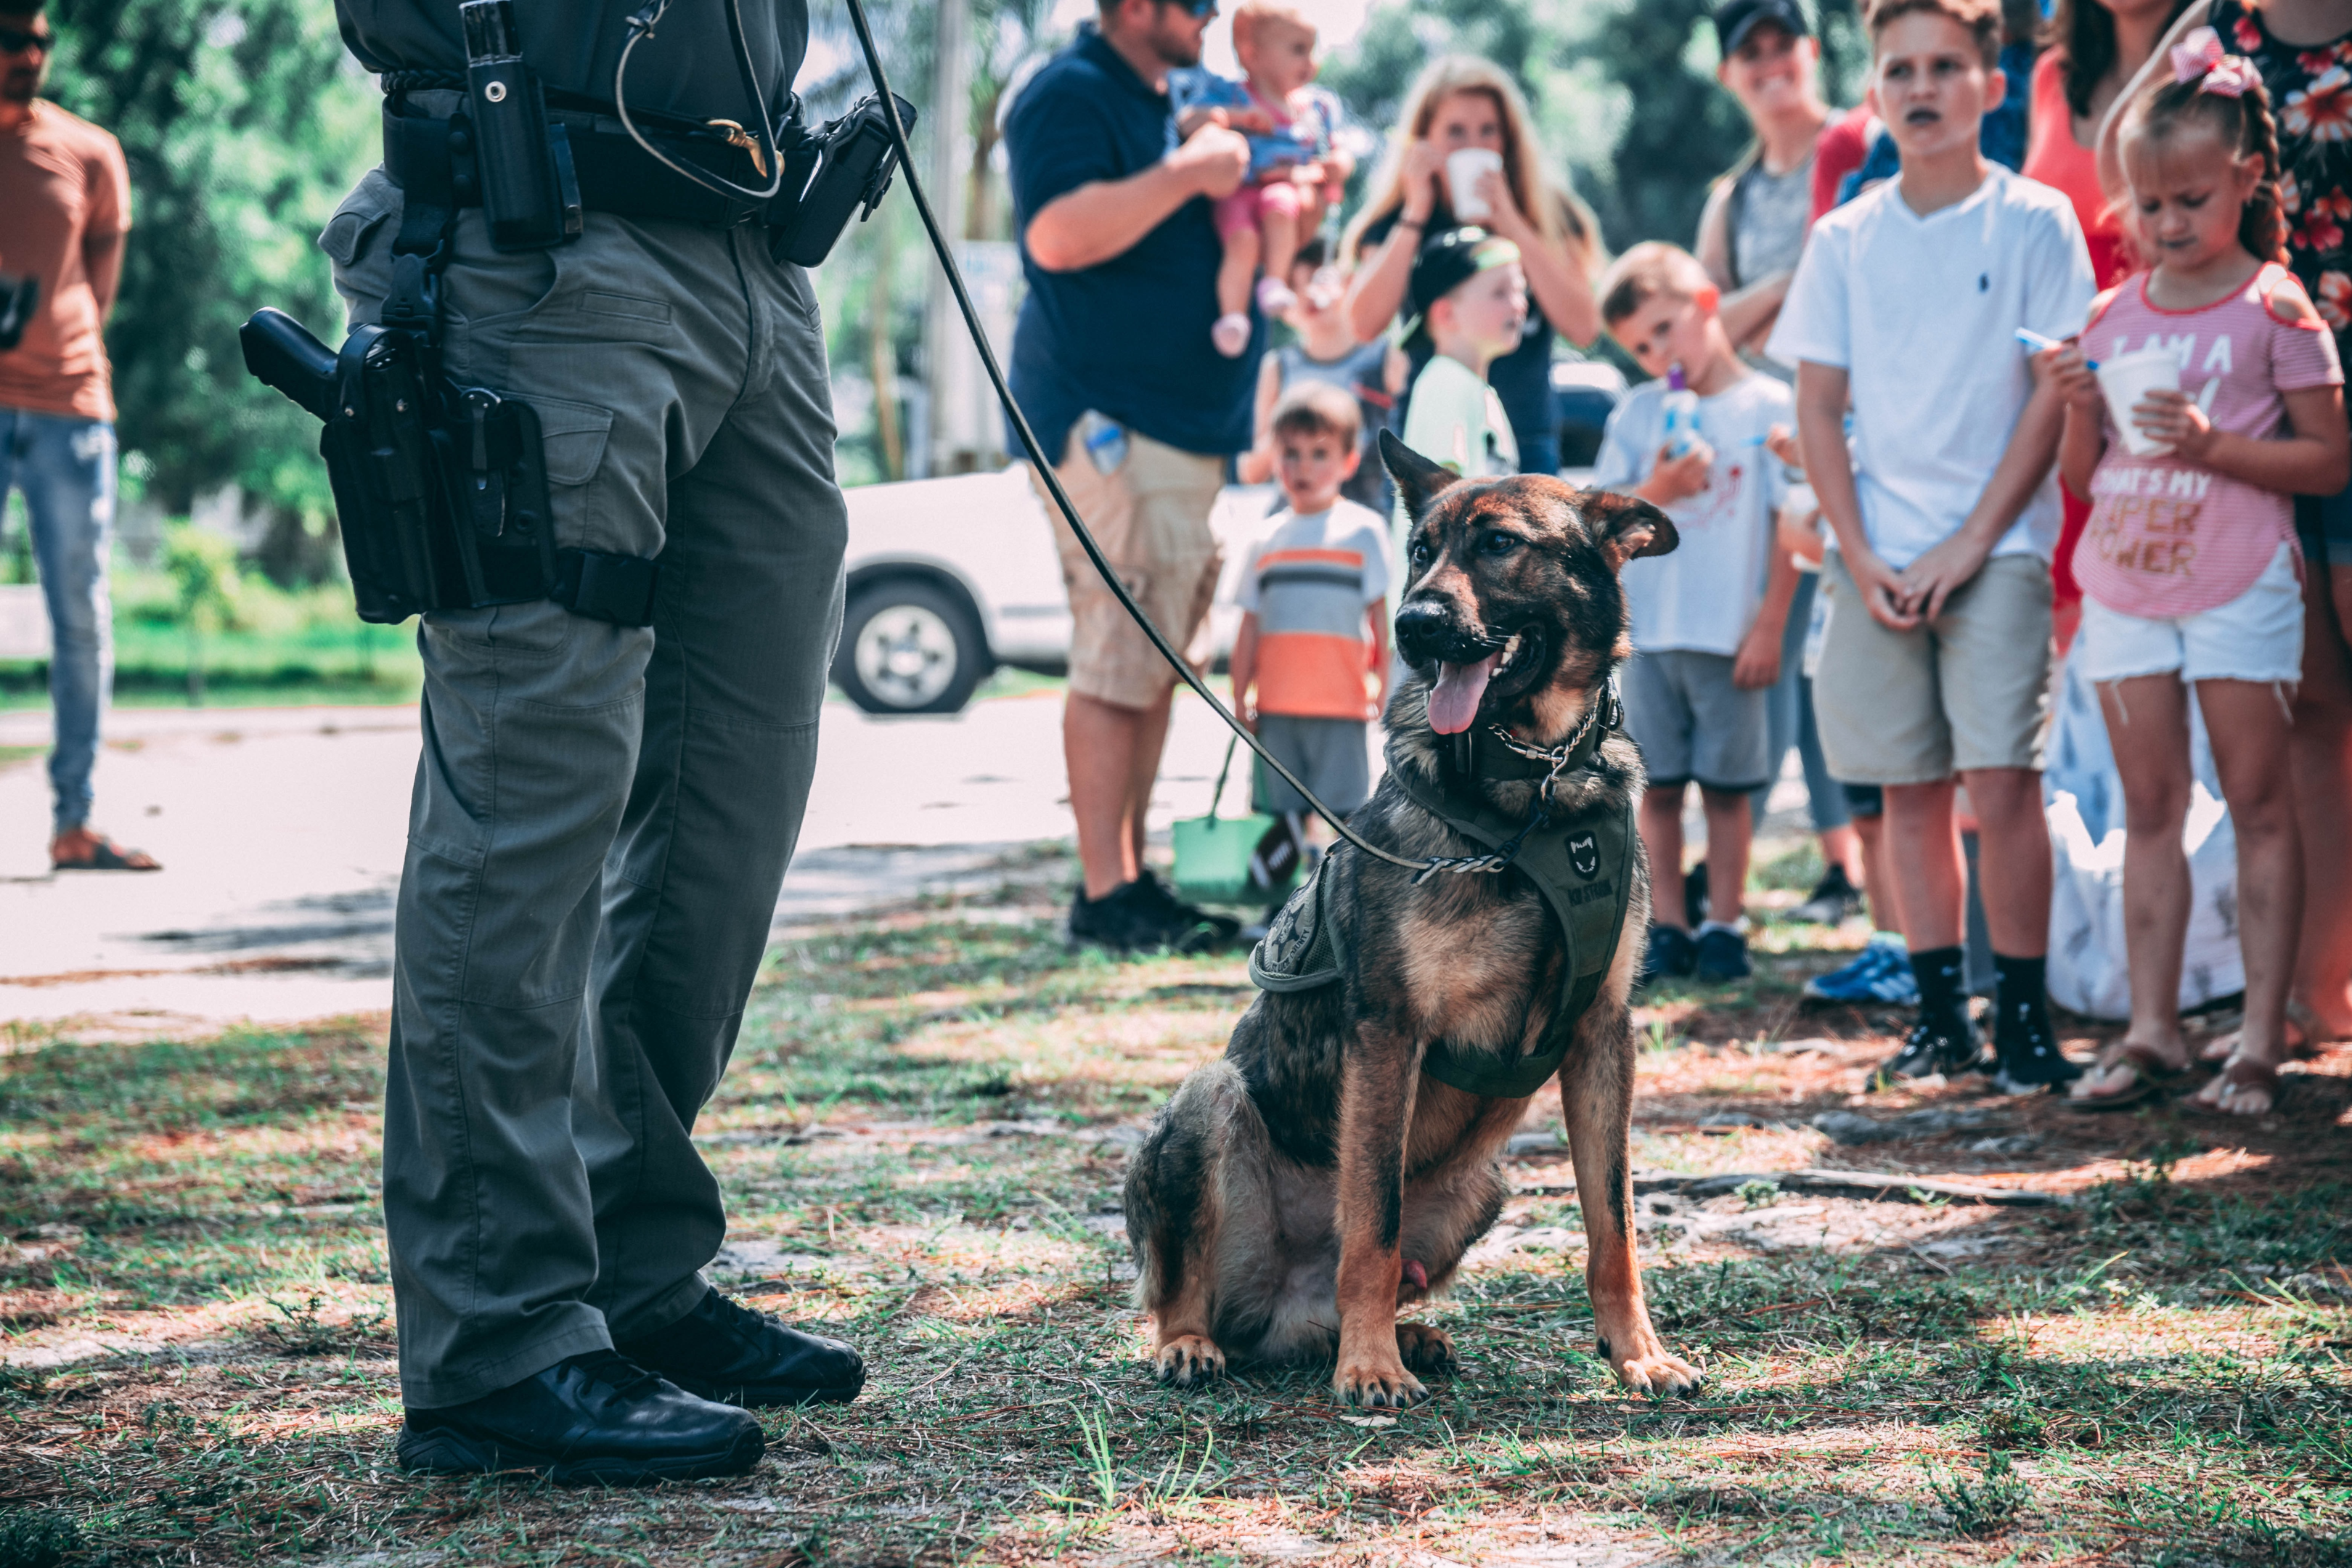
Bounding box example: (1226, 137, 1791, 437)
(1172, 809, 1285, 905)
(1169, 735, 1298, 905)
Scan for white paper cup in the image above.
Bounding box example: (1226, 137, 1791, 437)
(1445, 148, 1504, 222)
(2096, 346, 2182, 457)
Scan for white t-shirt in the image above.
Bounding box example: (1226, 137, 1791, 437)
(1396, 353, 1518, 592)
(1400, 354, 1519, 479)
(1766, 166, 2096, 571)
(1592, 372, 1795, 657)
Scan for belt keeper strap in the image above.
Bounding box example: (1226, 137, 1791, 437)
(552, 548, 660, 627)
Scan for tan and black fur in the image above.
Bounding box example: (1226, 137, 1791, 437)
(1122, 433, 1704, 1407)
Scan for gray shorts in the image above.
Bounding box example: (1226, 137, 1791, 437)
(1623, 648, 1773, 793)
(1253, 714, 1372, 816)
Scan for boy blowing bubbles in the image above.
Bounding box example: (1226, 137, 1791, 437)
(1596, 242, 1805, 984)
(1768, 0, 2095, 1092)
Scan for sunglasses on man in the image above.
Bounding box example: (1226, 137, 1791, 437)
(1167, 0, 1217, 15)
(0, 25, 54, 54)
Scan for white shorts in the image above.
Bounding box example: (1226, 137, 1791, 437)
(2078, 542, 2306, 686)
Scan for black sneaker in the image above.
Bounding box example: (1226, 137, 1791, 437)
(1991, 1017, 2085, 1095)
(1136, 869, 1244, 947)
(1693, 926, 1752, 982)
(1793, 865, 1863, 926)
(1068, 880, 1163, 952)
(1640, 924, 1698, 987)
(616, 1289, 865, 1408)
(1873, 1013, 1988, 1087)
(396, 1351, 762, 1483)
(1683, 861, 1710, 929)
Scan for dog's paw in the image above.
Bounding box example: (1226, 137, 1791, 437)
(1395, 1321, 1457, 1376)
(1153, 1334, 1227, 1388)
(1608, 1342, 1704, 1397)
(1334, 1352, 1428, 1409)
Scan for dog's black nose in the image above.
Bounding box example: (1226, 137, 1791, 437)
(1392, 601, 1450, 665)
(1395, 600, 1487, 666)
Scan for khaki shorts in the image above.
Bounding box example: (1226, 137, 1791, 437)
(1032, 424, 1225, 710)
(1814, 552, 2052, 783)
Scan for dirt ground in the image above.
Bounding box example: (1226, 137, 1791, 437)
(1, 856, 2348, 1567)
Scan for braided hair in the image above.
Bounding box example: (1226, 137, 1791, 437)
(2120, 68, 2290, 265)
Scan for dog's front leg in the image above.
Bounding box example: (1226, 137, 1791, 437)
(1559, 1006, 1704, 1397)
(1331, 1022, 1426, 1408)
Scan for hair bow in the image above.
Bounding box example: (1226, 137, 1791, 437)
(2170, 24, 2258, 96)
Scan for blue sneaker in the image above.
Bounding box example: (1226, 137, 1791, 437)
(1802, 935, 1919, 1005)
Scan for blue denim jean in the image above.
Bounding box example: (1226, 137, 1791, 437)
(0, 407, 115, 833)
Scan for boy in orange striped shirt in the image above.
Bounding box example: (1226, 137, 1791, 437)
(1229, 382, 1392, 854)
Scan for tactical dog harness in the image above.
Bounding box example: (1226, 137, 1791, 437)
(1249, 701, 1637, 1100)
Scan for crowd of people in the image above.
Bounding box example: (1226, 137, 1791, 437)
(1005, 0, 2352, 1119)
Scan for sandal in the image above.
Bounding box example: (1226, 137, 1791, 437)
(2186, 1055, 2281, 1117)
(52, 835, 161, 872)
(2201, 1016, 2313, 1064)
(2067, 1040, 2184, 1111)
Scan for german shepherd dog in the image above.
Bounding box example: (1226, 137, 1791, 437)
(1122, 433, 1704, 1407)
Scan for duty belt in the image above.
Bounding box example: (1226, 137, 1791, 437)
(1249, 706, 1636, 1100)
(380, 94, 810, 231)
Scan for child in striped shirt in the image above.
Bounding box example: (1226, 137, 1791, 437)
(1230, 382, 1392, 857)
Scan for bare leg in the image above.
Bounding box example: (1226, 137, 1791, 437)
(1819, 822, 1864, 886)
(1959, 765, 2051, 958)
(1697, 785, 1752, 924)
(1638, 784, 1688, 931)
(2189, 677, 2304, 1114)
(1260, 205, 1300, 292)
(1124, 685, 1175, 881)
(2291, 564, 2352, 1037)
(1066, 691, 1148, 899)
(1882, 779, 1966, 950)
(1855, 809, 1900, 934)
(1216, 226, 1260, 322)
(2081, 675, 2192, 1100)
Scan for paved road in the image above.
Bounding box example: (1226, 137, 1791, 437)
(1, 690, 1810, 1039)
(0, 690, 1299, 1036)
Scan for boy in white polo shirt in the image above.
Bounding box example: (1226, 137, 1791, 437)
(1768, 0, 2093, 1093)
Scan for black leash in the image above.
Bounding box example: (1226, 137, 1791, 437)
(838, 0, 1577, 881)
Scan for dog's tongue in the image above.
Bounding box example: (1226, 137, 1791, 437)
(1428, 653, 1500, 735)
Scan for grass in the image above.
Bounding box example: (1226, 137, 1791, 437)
(1, 885, 2348, 1566)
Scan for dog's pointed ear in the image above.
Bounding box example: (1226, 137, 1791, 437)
(1580, 490, 1678, 572)
(1380, 430, 1462, 522)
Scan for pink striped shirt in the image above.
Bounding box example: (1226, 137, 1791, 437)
(2077, 263, 2341, 618)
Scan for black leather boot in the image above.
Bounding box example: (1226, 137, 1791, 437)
(617, 1290, 866, 1408)
(396, 1350, 763, 1483)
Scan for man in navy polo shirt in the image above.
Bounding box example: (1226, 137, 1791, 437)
(1006, 0, 1262, 953)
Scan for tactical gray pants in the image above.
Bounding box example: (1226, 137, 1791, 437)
(325, 161, 846, 1408)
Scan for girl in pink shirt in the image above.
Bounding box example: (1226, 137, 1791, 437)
(2051, 29, 2349, 1117)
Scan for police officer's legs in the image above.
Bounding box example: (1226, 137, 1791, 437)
(329, 179, 854, 1471)
(575, 253, 847, 1341)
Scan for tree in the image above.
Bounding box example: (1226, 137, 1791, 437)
(44, 0, 376, 582)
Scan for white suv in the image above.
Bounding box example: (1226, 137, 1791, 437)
(833, 468, 1271, 714)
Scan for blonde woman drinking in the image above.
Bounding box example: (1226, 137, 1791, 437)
(1341, 56, 1601, 475)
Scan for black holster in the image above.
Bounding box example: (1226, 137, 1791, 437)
(240, 308, 658, 628)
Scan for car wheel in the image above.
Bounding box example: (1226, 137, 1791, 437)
(834, 579, 989, 715)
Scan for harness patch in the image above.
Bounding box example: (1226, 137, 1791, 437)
(1568, 831, 1599, 878)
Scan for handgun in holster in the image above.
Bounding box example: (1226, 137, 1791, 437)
(240, 309, 599, 626)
